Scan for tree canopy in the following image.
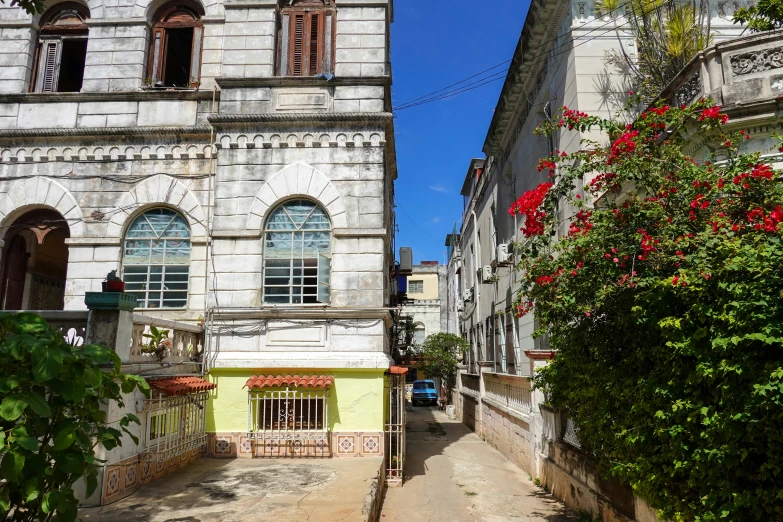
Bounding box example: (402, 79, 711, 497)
(416, 333, 468, 405)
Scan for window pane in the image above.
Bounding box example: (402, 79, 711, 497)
(123, 209, 191, 309)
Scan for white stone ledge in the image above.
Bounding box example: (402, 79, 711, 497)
(210, 351, 393, 369)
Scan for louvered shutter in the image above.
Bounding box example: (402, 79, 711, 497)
(308, 13, 320, 76)
(291, 13, 305, 76)
(149, 28, 165, 85)
(35, 39, 62, 93)
(189, 25, 203, 87)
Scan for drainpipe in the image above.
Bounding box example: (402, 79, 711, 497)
(471, 209, 480, 367)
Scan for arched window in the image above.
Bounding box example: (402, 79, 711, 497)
(278, 0, 335, 77)
(413, 323, 426, 345)
(264, 200, 331, 304)
(148, 2, 204, 88)
(32, 2, 89, 93)
(123, 208, 191, 308)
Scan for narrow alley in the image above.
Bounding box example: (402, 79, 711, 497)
(381, 407, 575, 522)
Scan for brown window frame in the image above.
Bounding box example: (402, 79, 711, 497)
(147, 2, 204, 89)
(30, 2, 89, 93)
(277, 0, 335, 77)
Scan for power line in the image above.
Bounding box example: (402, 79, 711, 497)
(393, 1, 647, 112)
(396, 203, 440, 241)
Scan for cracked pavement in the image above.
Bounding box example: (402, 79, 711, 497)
(380, 407, 576, 522)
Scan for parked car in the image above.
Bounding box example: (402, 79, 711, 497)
(411, 380, 438, 406)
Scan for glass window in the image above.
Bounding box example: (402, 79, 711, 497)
(123, 208, 191, 309)
(264, 200, 331, 304)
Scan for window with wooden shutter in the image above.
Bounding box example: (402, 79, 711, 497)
(279, 1, 334, 77)
(31, 2, 89, 93)
(147, 1, 204, 88)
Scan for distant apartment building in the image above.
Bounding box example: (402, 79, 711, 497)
(400, 261, 447, 345)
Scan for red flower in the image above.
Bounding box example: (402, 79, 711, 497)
(508, 182, 554, 237)
(672, 276, 679, 286)
(609, 130, 639, 163)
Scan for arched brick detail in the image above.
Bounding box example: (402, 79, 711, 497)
(107, 174, 207, 239)
(0, 176, 85, 238)
(246, 162, 348, 231)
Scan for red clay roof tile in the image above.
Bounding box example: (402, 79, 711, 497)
(244, 374, 335, 390)
(148, 376, 216, 396)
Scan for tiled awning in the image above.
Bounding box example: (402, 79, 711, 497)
(148, 376, 216, 396)
(388, 365, 409, 375)
(244, 374, 335, 390)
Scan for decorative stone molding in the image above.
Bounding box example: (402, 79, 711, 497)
(0, 143, 212, 163)
(0, 125, 211, 140)
(106, 174, 208, 238)
(208, 112, 394, 125)
(674, 71, 702, 107)
(0, 92, 215, 104)
(216, 131, 383, 149)
(731, 46, 783, 76)
(246, 162, 348, 230)
(0, 177, 85, 238)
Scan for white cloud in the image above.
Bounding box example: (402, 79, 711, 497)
(429, 185, 448, 193)
(431, 217, 441, 223)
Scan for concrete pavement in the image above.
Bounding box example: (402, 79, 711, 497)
(80, 457, 383, 522)
(381, 407, 576, 522)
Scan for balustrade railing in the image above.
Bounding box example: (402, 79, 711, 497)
(483, 372, 532, 416)
(130, 314, 203, 364)
(460, 373, 480, 397)
(38, 310, 89, 346)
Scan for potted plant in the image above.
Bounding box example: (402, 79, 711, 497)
(142, 326, 171, 362)
(102, 270, 125, 292)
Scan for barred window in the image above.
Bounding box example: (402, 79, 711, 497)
(249, 388, 329, 435)
(263, 200, 331, 304)
(123, 208, 191, 308)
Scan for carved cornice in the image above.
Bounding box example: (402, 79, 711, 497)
(731, 46, 783, 76)
(0, 125, 211, 140)
(208, 112, 394, 125)
(0, 90, 216, 104)
(216, 76, 391, 88)
(482, 0, 571, 157)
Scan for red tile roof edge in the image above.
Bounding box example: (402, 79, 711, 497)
(148, 376, 216, 396)
(244, 374, 335, 390)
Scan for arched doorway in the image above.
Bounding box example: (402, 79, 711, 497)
(0, 209, 70, 310)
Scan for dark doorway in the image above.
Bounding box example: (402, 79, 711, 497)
(0, 236, 28, 310)
(0, 209, 70, 311)
(57, 39, 87, 92)
(163, 27, 193, 87)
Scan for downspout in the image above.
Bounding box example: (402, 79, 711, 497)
(202, 86, 218, 375)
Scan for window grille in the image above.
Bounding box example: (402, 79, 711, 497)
(248, 388, 329, 441)
(263, 200, 331, 304)
(123, 208, 191, 308)
(143, 391, 209, 461)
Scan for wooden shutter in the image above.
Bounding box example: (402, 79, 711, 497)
(287, 11, 324, 77)
(308, 12, 320, 76)
(35, 40, 62, 93)
(189, 25, 202, 87)
(149, 27, 165, 85)
(291, 13, 305, 76)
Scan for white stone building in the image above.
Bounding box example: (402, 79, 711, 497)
(400, 261, 447, 346)
(456, 0, 746, 377)
(0, 0, 399, 487)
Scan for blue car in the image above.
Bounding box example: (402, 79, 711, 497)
(411, 380, 438, 406)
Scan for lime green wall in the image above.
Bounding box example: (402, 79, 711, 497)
(207, 369, 386, 433)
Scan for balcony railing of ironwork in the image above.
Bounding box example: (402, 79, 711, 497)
(460, 373, 480, 398)
(142, 390, 210, 462)
(483, 372, 532, 416)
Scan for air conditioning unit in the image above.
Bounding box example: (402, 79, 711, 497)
(481, 265, 494, 283)
(463, 287, 474, 302)
(496, 243, 513, 266)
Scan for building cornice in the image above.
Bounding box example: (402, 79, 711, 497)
(216, 76, 391, 89)
(0, 125, 211, 140)
(208, 112, 394, 125)
(482, 0, 571, 157)
(0, 90, 216, 104)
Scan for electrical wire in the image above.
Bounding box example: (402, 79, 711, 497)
(393, 2, 651, 112)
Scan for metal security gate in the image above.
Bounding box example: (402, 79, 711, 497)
(385, 369, 407, 486)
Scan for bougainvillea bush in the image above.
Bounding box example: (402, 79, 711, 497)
(511, 98, 783, 521)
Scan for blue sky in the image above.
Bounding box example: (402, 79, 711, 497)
(389, 1, 530, 264)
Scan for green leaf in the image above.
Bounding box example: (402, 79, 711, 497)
(82, 367, 103, 388)
(28, 391, 52, 417)
(84, 470, 98, 497)
(23, 479, 41, 502)
(0, 394, 29, 421)
(56, 452, 85, 474)
(31, 343, 64, 382)
(61, 380, 86, 402)
(0, 450, 25, 482)
(0, 376, 20, 393)
(42, 490, 63, 514)
(0, 489, 10, 514)
(78, 344, 116, 366)
(52, 423, 78, 451)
